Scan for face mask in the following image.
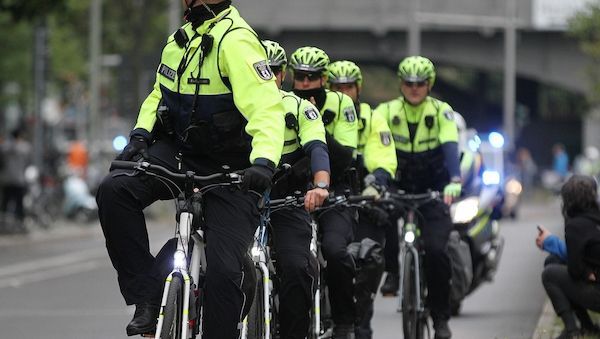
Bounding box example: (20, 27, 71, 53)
(185, 0, 231, 27)
(294, 87, 327, 110)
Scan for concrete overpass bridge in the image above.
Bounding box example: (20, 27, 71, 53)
(236, 0, 597, 158)
(236, 0, 589, 95)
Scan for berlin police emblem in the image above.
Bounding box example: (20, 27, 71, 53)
(304, 107, 319, 120)
(380, 131, 392, 146)
(253, 60, 274, 80)
(343, 107, 356, 122)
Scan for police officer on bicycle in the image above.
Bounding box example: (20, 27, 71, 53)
(96, 1, 285, 337)
(327, 60, 397, 339)
(375, 56, 461, 339)
(289, 47, 359, 338)
(262, 39, 330, 338)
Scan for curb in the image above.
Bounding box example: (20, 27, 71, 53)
(532, 299, 560, 339)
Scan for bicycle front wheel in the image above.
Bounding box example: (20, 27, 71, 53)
(246, 267, 267, 339)
(402, 249, 425, 339)
(160, 274, 185, 339)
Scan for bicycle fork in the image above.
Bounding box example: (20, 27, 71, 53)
(156, 212, 205, 339)
(397, 244, 423, 313)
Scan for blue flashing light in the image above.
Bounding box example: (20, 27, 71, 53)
(488, 132, 505, 149)
(468, 139, 479, 152)
(113, 135, 128, 151)
(482, 170, 501, 186)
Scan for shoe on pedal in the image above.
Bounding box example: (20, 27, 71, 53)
(379, 273, 399, 296)
(333, 323, 355, 339)
(126, 303, 159, 336)
(433, 317, 452, 339)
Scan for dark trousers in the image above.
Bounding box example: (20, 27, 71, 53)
(542, 264, 600, 327)
(1, 185, 26, 220)
(96, 170, 259, 339)
(354, 209, 387, 339)
(271, 207, 317, 339)
(384, 200, 453, 319)
(318, 207, 358, 325)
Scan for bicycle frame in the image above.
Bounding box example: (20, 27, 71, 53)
(156, 209, 207, 339)
(241, 211, 273, 339)
(397, 210, 424, 314)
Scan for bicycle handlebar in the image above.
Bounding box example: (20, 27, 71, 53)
(110, 160, 242, 185)
(267, 194, 377, 211)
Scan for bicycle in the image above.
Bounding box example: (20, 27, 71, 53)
(241, 193, 375, 339)
(241, 194, 296, 339)
(381, 190, 441, 339)
(310, 193, 376, 339)
(110, 160, 246, 339)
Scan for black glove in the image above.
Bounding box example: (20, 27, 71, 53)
(242, 164, 274, 194)
(365, 205, 390, 228)
(116, 135, 149, 161)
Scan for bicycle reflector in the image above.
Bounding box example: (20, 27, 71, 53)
(404, 230, 416, 243)
(174, 250, 187, 269)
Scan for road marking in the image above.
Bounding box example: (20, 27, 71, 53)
(0, 239, 165, 289)
(0, 248, 106, 279)
(0, 259, 107, 289)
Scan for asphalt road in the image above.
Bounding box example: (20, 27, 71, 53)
(372, 197, 563, 339)
(0, 198, 562, 339)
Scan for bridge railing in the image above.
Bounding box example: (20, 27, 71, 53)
(235, 0, 533, 33)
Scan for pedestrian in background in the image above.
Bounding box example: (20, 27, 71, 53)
(535, 175, 600, 339)
(552, 143, 569, 181)
(516, 147, 537, 195)
(0, 128, 32, 233)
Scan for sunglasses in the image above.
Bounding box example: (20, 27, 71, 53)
(294, 72, 322, 82)
(270, 66, 283, 75)
(402, 80, 428, 88)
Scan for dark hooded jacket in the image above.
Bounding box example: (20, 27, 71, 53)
(565, 211, 600, 281)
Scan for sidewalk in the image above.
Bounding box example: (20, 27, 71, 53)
(532, 300, 561, 339)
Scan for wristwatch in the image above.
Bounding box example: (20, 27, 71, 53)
(314, 181, 330, 190)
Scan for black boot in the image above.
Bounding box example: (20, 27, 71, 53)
(379, 273, 399, 296)
(581, 323, 600, 337)
(555, 329, 581, 339)
(333, 323, 355, 339)
(126, 303, 159, 336)
(433, 317, 452, 339)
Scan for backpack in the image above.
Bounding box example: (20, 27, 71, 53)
(447, 230, 473, 303)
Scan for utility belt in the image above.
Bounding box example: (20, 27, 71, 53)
(396, 148, 449, 193)
(154, 107, 252, 172)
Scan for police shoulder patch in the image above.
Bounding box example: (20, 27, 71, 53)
(343, 107, 356, 123)
(443, 110, 454, 121)
(380, 131, 392, 146)
(253, 60, 273, 80)
(304, 106, 319, 121)
(159, 63, 176, 82)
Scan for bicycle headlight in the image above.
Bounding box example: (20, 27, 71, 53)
(174, 250, 187, 269)
(451, 197, 479, 224)
(404, 231, 415, 243)
(251, 246, 261, 258)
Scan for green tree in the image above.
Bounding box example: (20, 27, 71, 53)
(569, 1, 600, 103)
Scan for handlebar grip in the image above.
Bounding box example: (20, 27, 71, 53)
(110, 160, 141, 170)
(347, 195, 376, 203)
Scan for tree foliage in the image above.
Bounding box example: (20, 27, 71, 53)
(0, 0, 171, 118)
(0, 0, 67, 22)
(569, 1, 600, 103)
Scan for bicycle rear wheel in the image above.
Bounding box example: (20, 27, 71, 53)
(246, 267, 267, 339)
(402, 250, 425, 339)
(160, 274, 185, 339)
